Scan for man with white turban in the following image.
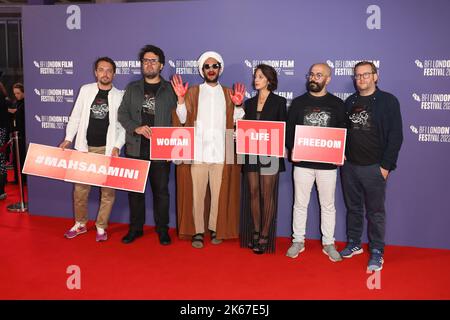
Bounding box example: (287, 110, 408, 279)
(171, 51, 245, 249)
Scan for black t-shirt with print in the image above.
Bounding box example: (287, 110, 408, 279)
(140, 81, 160, 158)
(87, 89, 110, 147)
(346, 93, 382, 165)
(287, 92, 347, 170)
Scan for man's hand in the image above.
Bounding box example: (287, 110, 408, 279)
(59, 140, 71, 150)
(111, 147, 120, 157)
(380, 167, 389, 180)
(135, 125, 152, 139)
(230, 83, 245, 106)
(171, 74, 188, 104)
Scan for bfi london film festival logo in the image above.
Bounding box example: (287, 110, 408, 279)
(245, 90, 294, 106)
(410, 124, 450, 143)
(412, 92, 450, 111)
(326, 59, 380, 76)
(415, 59, 450, 77)
(34, 88, 74, 103)
(114, 60, 141, 75)
(168, 59, 200, 75)
(33, 60, 74, 75)
(244, 59, 295, 76)
(35, 114, 69, 129)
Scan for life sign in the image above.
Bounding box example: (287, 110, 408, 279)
(150, 127, 195, 160)
(292, 125, 347, 165)
(236, 120, 285, 157)
(22, 143, 150, 193)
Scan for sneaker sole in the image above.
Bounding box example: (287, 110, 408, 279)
(286, 247, 305, 259)
(64, 229, 87, 239)
(322, 249, 343, 262)
(341, 248, 364, 258)
(367, 264, 383, 272)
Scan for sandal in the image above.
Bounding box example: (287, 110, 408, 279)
(192, 233, 204, 249)
(253, 235, 269, 255)
(210, 230, 223, 245)
(248, 231, 260, 249)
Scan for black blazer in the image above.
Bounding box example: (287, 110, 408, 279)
(242, 92, 287, 173)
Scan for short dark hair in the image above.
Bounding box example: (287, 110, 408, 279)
(94, 57, 116, 73)
(139, 44, 165, 66)
(13, 82, 24, 93)
(253, 64, 278, 91)
(354, 61, 377, 74)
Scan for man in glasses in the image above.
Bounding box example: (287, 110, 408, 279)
(285, 63, 347, 262)
(340, 61, 403, 272)
(118, 44, 178, 246)
(60, 57, 125, 242)
(171, 51, 245, 249)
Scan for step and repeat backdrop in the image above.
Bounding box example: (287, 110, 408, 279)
(22, 0, 450, 249)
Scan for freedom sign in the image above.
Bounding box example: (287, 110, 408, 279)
(150, 127, 195, 160)
(236, 120, 285, 157)
(22, 143, 150, 193)
(292, 125, 347, 165)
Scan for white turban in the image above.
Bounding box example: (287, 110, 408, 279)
(197, 51, 224, 78)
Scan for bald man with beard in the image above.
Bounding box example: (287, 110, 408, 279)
(285, 63, 347, 262)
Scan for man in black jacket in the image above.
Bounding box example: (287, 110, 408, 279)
(118, 45, 177, 246)
(339, 61, 403, 272)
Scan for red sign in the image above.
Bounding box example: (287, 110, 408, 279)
(150, 127, 195, 160)
(236, 120, 285, 157)
(292, 125, 347, 165)
(22, 143, 150, 193)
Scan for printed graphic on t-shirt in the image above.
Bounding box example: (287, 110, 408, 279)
(90, 97, 108, 119)
(349, 105, 372, 131)
(142, 92, 156, 115)
(304, 106, 331, 127)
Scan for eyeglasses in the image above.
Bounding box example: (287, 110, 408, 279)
(353, 72, 374, 80)
(142, 58, 159, 65)
(306, 72, 325, 80)
(203, 63, 221, 70)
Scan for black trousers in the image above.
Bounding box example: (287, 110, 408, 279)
(127, 154, 171, 234)
(13, 136, 26, 183)
(341, 161, 387, 253)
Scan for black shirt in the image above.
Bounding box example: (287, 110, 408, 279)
(286, 92, 347, 170)
(140, 81, 161, 158)
(346, 93, 382, 165)
(87, 89, 110, 147)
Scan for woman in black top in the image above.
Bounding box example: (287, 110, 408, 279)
(240, 64, 287, 254)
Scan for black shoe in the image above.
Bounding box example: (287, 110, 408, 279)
(158, 231, 171, 246)
(253, 235, 269, 255)
(121, 230, 143, 244)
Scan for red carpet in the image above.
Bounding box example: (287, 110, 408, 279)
(1, 171, 450, 300)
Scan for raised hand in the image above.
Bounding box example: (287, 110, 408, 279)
(170, 74, 188, 99)
(230, 83, 245, 106)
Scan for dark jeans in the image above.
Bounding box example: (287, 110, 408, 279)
(127, 154, 171, 234)
(341, 161, 386, 253)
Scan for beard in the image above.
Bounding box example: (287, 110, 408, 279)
(205, 72, 219, 84)
(307, 80, 325, 93)
(142, 68, 160, 80)
(98, 77, 112, 86)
